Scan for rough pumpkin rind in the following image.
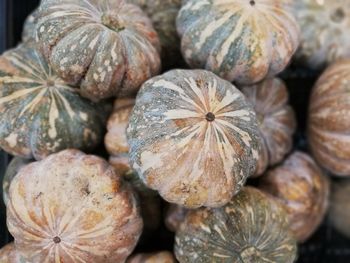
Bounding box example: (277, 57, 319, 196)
(164, 204, 188, 232)
(0, 243, 25, 263)
(293, 0, 350, 69)
(174, 187, 297, 263)
(7, 149, 143, 263)
(36, 0, 161, 101)
(127, 251, 176, 263)
(308, 60, 350, 176)
(241, 78, 296, 176)
(0, 43, 109, 160)
(259, 151, 330, 242)
(22, 8, 39, 43)
(127, 69, 260, 208)
(176, 0, 300, 85)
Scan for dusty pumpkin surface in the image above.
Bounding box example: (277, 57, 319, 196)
(127, 251, 176, 263)
(0, 243, 25, 263)
(127, 69, 260, 208)
(6, 149, 143, 263)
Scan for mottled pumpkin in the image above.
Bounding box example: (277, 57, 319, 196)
(127, 251, 176, 263)
(0, 243, 25, 263)
(2, 157, 33, 206)
(127, 69, 260, 208)
(241, 78, 296, 176)
(259, 152, 330, 242)
(36, 0, 161, 101)
(308, 60, 350, 176)
(22, 8, 39, 43)
(128, 0, 183, 69)
(329, 180, 350, 238)
(0, 43, 109, 160)
(293, 0, 350, 69)
(7, 149, 143, 262)
(165, 204, 188, 232)
(175, 187, 297, 262)
(176, 0, 300, 85)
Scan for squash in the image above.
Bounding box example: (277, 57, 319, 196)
(128, 0, 183, 69)
(0, 43, 109, 160)
(293, 0, 350, 69)
(6, 149, 143, 262)
(127, 251, 176, 263)
(329, 180, 350, 238)
(165, 204, 188, 232)
(259, 151, 330, 242)
(2, 157, 33, 206)
(241, 78, 296, 176)
(0, 243, 25, 263)
(127, 69, 260, 208)
(22, 8, 39, 43)
(36, 0, 161, 102)
(176, 0, 300, 85)
(308, 60, 350, 176)
(174, 187, 297, 263)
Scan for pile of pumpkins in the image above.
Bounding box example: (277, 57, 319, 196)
(0, 0, 350, 262)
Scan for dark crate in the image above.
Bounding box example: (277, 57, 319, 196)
(0, 1, 350, 262)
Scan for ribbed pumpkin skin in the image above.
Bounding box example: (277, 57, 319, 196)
(129, 0, 182, 69)
(294, 0, 350, 69)
(176, 0, 300, 85)
(0, 243, 25, 263)
(127, 69, 260, 208)
(242, 78, 296, 176)
(37, 0, 161, 101)
(0, 44, 108, 160)
(127, 251, 176, 263)
(329, 180, 350, 238)
(308, 60, 350, 176)
(22, 8, 39, 43)
(2, 157, 33, 206)
(165, 204, 188, 232)
(175, 187, 297, 263)
(259, 152, 330, 242)
(7, 149, 143, 263)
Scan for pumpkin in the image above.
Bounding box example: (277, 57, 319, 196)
(0, 43, 109, 160)
(128, 0, 183, 69)
(2, 157, 33, 206)
(308, 60, 350, 176)
(176, 0, 300, 85)
(329, 180, 350, 238)
(293, 0, 350, 70)
(241, 78, 296, 176)
(174, 187, 297, 262)
(127, 69, 260, 208)
(22, 8, 39, 43)
(0, 243, 25, 263)
(259, 151, 330, 242)
(36, 0, 161, 102)
(164, 204, 188, 232)
(127, 251, 176, 263)
(7, 149, 143, 262)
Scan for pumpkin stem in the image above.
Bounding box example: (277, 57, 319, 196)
(205, 112, 215, 122)
(101, 14, 126, 32)
(249, 0, 255, 6)
(331, 8, 345, 23)
(53, 236, 61, 244)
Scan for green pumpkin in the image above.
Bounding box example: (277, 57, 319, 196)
(22, 8, 39, 43)
(0, 43, 110, 160)
(175, 187, 297, 263)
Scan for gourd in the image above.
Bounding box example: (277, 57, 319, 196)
(308, 60, 350, 176)
(128, 0, 183, 69)
(329, 180, 350, 238)
(0, 43, 109, 160)
(127, 69, 260, 208)
(165, 204, 188, 232)
(293, 0, 350, 69)
(22, 8, 39, 42)
(0, 243, 25, 263)
(6, 149, 143, 262)
(176, 0, 300, 85)
(241, 78, 296, 176)
(36, 0, 161, 101)
(127, 251, 176, 263)
(2, 157, 33, 206)
(174, 187, 297, 263)
(259, 151, 330, 242)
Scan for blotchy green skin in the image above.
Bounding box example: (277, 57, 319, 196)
(22, 8, 39, 43)
(0, 43, 109, 160)
(175, 187, 297, 263)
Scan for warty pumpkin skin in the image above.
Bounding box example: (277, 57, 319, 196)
(241, 78, 296, 176)
(0, 43, 109, 160)
(0, 243, 26, 263)
(174, 187, 297, 263)
(36, 0, 161, 101)
(293, 0, 350, 70)
(6, 149, 143, 263)
(127, 251, 176, 263)
(308, 60, 350, 176)
(127, 69, 260, 208)
(259, 152, 330, 242)
(176, 0, 300, 85)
